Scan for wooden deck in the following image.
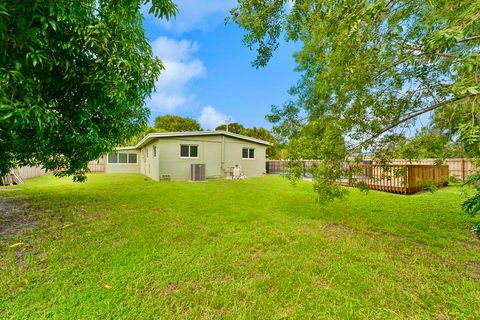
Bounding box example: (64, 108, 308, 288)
(266, 161, 450, 194)
(336, 178, 408, 194)
(341, 164, 449, 194)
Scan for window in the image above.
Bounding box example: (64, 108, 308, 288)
(128, 153, 137, 164)
(119, 153, 128, 164)
(242, 148, 255, 159)
(153, 145, 157, 158)
(180, 145, 198, 158)
(107, 152, 138, 164)
(180, 145, 189, 157)
(108, 153, 118, 164)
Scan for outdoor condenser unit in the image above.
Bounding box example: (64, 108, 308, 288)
(190, 164, 206, 181)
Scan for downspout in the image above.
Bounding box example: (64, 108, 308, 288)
(221, 135, 225, 177)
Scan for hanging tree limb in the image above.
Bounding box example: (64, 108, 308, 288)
(349, 93, 480, 151)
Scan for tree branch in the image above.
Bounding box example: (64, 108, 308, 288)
(457, 34, 480, 43)
(349, 93, 480, 151)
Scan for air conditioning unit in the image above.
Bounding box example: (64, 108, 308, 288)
(191, 164, 206, 181)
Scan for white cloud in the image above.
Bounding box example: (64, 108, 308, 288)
(198, 106, 231, 130)
(150, 36, 199, 61)
(147, 36, 206, 113)
(148, 93, 187, 113)
(144, 0, 236, 33)
(154, 60, 205, 91)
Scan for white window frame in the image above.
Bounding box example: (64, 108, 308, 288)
(153, 145, 157, 158)
(107, 152, 138, 165)
(179, 144, 199, 159)
(242, 148, 255, 160)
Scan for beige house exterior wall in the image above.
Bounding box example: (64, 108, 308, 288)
(148, 136, 222, 181)
(223, 136, 267, 178)
(105, 133, 268, 181)
(140, 141, 160, 180)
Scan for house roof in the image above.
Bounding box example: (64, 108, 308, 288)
(132, 131, 272, 149)
(114, 146, 138, 151)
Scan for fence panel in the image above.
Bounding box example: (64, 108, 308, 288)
(88, 156, 106, 172)
(390, 158, 478, 181)
(13, 166, 46, 180)
(406, 165, 449, 194)
(266, 160, 289, 174)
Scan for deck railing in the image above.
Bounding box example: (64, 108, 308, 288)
(267, 159, 477, 181)
(266, 160, 451, 194)
(343, 164, 449, 194)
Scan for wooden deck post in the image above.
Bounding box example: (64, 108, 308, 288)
(348, 165, 352, 186)
(404, 165, 408, 195)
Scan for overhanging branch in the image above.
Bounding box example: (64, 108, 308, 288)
(349, 93, 479, 151)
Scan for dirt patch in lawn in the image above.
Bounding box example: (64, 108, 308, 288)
(0, 195, 35, 242)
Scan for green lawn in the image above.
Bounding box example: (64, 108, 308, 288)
(1, 174, 479, 319)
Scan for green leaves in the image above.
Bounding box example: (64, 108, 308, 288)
(147, 0, 178, 19)
(233, 0, 480, 209)
(465, 87, 479, 95)
(462, 173, 480, 217)
(0, 0, 176, 180)
(153, 115, 202, 132)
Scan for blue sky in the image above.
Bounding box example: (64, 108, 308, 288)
(142, 0, 299, 130)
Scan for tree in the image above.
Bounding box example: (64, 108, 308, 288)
(232, 1, 479, 209)
(396, 129, 454, 160)
(431, 102, 480, 158)
(0, 0, 177, 181)
(215, 122, 246, 134)
(124, 125, 158, 147)
(243, 126, 280, 159)
(154, 115, 201, 132)
(216, 122, 281, 158)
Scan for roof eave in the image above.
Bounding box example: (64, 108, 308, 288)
(135, 131, 272, 148)
(115, 146, 138, 151)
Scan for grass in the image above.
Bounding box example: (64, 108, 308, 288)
(1, 174, 479, 319)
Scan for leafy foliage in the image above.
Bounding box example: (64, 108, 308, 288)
(462, 173, 480, 217)
(124, 125, 158, 146)
(431, 101, 480, 158)
(153, 115, 201, 132)
(0, 0, 177, 181)
(215, 122, 247, 134)
(232, 0, 480, 207)
(396, 129, 455, 160)
(285, 120, 349, 200)
(216, 122, 280, 158)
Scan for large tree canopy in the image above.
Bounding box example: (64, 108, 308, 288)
(153, 115, 201, 132)
(233, 0, 480, 202)
(0, 0, 177, 181)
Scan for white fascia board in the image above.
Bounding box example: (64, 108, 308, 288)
(135, 131, 272, 148)
(114, 146, 138, 151)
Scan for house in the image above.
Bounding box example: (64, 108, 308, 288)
(104, 131, 271, 181)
